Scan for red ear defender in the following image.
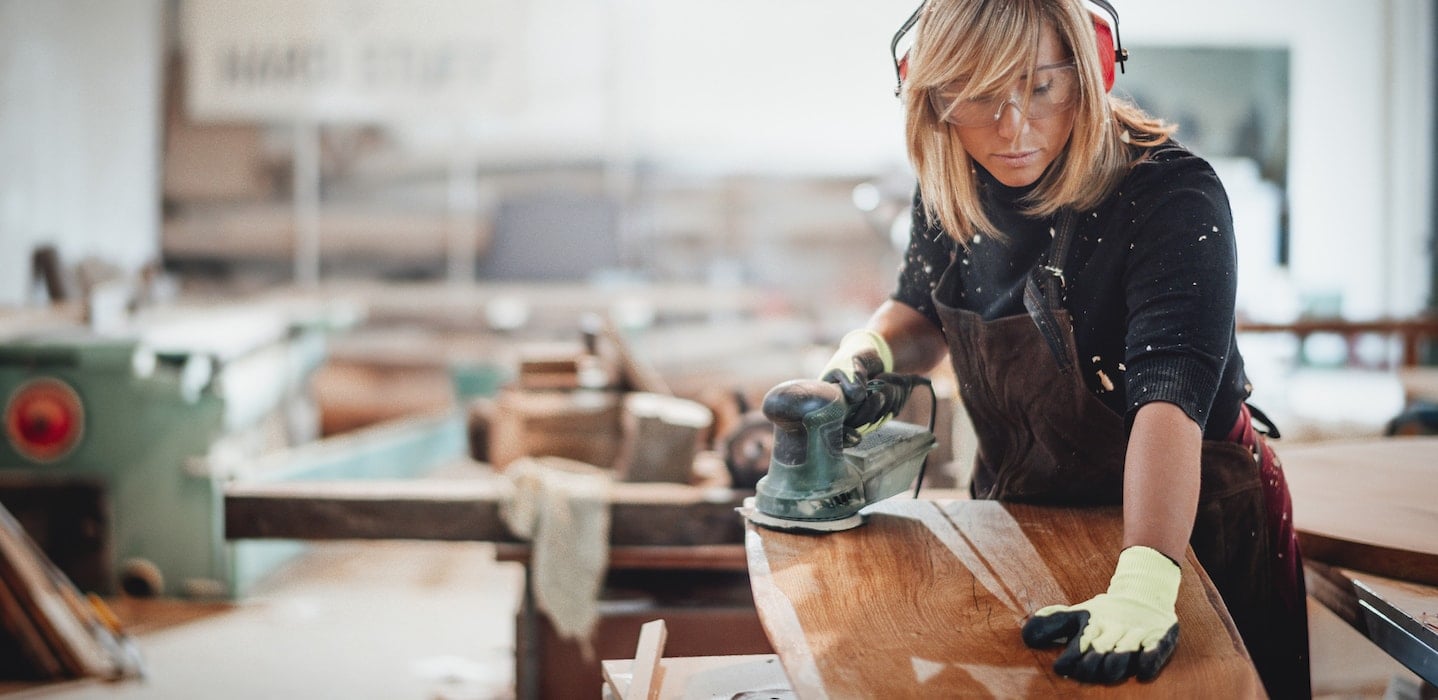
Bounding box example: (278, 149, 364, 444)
(1092, 13, 1117, 91)
(1084, 0, 1128, 93)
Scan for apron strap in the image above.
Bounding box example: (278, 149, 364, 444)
(1246, 402, 1283, 439)
(1022, 209, 1078, 374)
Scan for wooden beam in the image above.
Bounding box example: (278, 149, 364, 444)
(494, 545, 748, 572)
(224, 479, 748, 546)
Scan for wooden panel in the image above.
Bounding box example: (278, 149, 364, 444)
(1282, 437, 1438, 585)
(746, 500, 1262, 698)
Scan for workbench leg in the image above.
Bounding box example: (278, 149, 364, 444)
(515, 566, 539, 700)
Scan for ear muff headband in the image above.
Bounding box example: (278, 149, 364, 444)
(890, 0, 1128, 96)
(890, 4, 925, 95)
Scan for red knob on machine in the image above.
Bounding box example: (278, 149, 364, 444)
(5, 377, 85, 463)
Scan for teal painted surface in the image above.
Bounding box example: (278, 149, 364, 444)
(226, 411, 468, 596)
(449, 362, 510, 401)
(251, 411, 467, 484)
(225, 411, 465, 597)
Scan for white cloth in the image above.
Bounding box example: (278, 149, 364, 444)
(500, 457, 611, 659)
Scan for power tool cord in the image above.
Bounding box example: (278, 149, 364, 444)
(912, 377, 937, 498)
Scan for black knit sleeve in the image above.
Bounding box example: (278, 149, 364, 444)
(891, 189, 951, 331)
(1120, 157, 1239, 431)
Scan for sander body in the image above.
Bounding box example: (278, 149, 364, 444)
(742, 375, 937, 532)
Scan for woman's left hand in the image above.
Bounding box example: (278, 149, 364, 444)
(1021, 545, 1181, 684)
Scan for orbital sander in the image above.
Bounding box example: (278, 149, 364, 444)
(740, 372, 938, 533)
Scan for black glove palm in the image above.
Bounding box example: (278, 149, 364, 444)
(1021, 546, 1182, 684)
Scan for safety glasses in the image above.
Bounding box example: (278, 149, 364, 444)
(927, 62, 1079, 127)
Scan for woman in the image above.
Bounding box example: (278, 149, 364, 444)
(822, 0, 1309, 694)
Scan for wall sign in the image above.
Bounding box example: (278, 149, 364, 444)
(182, 0, 525, 122)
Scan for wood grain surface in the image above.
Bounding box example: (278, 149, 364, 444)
(1281, 436, 1438, 585)
(745, 499, 1263, 698)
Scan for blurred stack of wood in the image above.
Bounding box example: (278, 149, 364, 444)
(0, 503, 142, 681)
(478, 318, 718, 487)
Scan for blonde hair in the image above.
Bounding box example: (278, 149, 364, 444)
(903, 0, 1176, 245)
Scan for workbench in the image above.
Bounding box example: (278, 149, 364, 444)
(225, 455, 762, 700)
(1282, 436, 1438, 687)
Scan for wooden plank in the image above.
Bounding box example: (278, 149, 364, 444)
(0, 506, 116, 679)
(601, 655, 792, 700)
(628, 619, 668, 700)
(599, 315, 671, 396)
(0, 572, 64, 678)
(745, 500, 1262, 698)
(225, 479, 747, 546)
(1281, 436, 1438, 585)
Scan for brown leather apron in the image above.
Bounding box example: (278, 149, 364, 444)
(930, 227, 1310, 697)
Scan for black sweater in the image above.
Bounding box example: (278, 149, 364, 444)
(894, 142, 1252, 439)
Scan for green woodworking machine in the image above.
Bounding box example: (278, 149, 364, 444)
(0, 300, 406, 597)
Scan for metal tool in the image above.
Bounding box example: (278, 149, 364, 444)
(741, 374, 937, 532)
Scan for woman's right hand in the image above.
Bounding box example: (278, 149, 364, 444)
(820, 329, 895, 437)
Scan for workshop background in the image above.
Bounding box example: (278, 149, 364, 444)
(0, 0, 1434, 698)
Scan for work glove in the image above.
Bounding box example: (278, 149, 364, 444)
(820, 329, 896, 441)
(1021, 546, 1181, 684)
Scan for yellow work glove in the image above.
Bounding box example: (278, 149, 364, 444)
(820, 329, 894, 382)
(819, 330, 895, 439)
(1021, 546, 1181, 684)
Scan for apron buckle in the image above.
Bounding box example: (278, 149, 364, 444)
(1041, 264, 1067, 288)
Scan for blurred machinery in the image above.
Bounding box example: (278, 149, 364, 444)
(0, 300, 355, 597)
